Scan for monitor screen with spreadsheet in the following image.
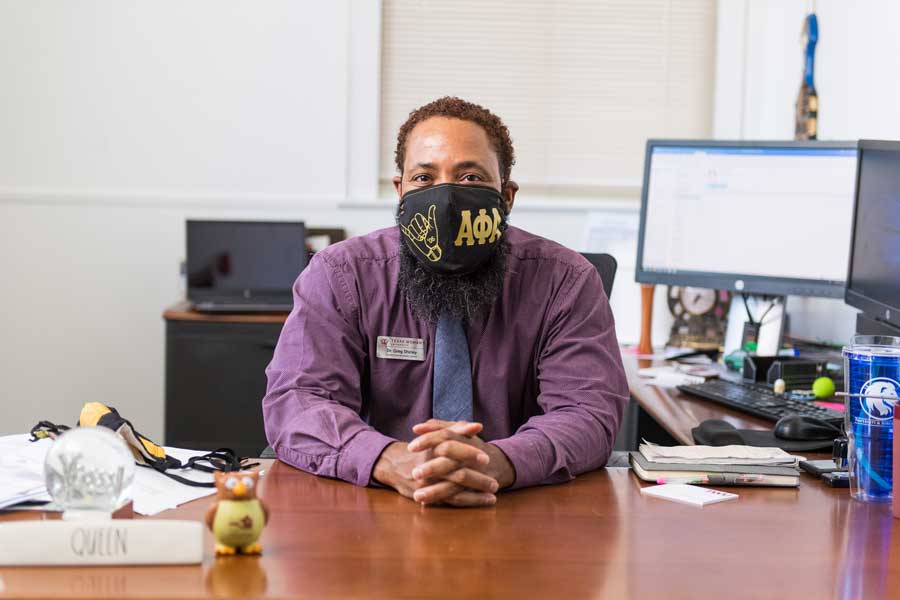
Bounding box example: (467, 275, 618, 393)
(635, 140, 858, 298)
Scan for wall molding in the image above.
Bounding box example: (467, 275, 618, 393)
(339, 197, 640, 214)
(0, 188, 641, 215)
(0, 188, 345, 210)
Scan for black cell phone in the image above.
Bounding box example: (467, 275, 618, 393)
(823, 472, 850, 488)
(741, 322, 761, 349)
(800, 459, 844, 477)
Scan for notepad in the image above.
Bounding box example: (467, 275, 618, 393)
(640, 484, 739, 507)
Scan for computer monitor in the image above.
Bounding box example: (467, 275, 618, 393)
(845, 140, 900, 333)
(636, 140, 858, 298)
(186, 220, 308, 308)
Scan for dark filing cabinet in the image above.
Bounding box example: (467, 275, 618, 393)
(163, 303, 288, 457)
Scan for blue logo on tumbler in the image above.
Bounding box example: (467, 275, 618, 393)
(859, 377, 898, 421)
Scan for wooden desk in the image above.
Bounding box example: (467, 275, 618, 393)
(1, 460, 897, 599)
(623, 352, 773, 445)
(4, 350, 897, 598)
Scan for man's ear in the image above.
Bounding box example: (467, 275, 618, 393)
(393, 176, 403, 199)
(502, 180, 519, 213)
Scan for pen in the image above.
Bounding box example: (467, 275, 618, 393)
(835, 392, 898, 401)
(656, 474, 764, 485)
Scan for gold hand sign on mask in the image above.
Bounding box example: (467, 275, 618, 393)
(400, 204, 442, 262)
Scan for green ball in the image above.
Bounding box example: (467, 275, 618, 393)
(812, 377, 836, 399)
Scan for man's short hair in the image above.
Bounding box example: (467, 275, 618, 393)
(394, 96, 516, 184)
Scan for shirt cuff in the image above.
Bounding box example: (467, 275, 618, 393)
(491, 429, 556, 490)
(337, 429, 396, 487)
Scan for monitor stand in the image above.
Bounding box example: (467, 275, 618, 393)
(723, 294, 787, 357)
(855, 312, 900, 337)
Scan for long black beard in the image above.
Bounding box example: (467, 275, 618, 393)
(397, 237, 508, 323)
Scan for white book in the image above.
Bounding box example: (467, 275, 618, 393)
(640, 483, 739, 507)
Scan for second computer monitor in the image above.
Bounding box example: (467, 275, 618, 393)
(845, 139, 900, 332)
(636, 140, 858, 298)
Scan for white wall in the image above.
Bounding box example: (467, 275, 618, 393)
(0, 1, 647, 439)
(715, 0, 900, 344)
(3, 1, 893, 439)
(0, 1, 364, 438)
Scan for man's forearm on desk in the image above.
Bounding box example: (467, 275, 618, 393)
(265, 400, 396, 487)
(491, 402, 622, 489)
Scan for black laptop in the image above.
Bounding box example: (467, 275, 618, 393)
(186, 220, 308, 313)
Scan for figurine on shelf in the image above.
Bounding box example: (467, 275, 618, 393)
(205, 470, 268, 556)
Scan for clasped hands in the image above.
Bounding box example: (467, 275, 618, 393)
(373, 419, 515, 508)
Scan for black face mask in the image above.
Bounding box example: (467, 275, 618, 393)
(398, 183, 508, 275)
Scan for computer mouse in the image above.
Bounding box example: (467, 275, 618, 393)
(773, 415, 842, 441)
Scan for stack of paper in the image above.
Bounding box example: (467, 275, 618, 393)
(639, 442, 802, 467)
(0, 434, 218, 516)
(0, 435, 52, 510)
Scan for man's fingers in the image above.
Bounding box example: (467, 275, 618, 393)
(433, 440, 490, 467)
(448, 421, 483, 436)
(407, 428, 491, 466)
(411, 456, 459, 481)
(444, 491, 497, 508)
(412, 480, 463, 505)
(443, 468, 499, 493)
(411, 422, 446, 435)
(415, 418, 455, 429)
(407, 428, 452, 452)
(412, 420, 483, 436)
(413, 480, 497, 506)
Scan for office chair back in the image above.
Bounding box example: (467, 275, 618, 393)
(581, 253, 617, 297)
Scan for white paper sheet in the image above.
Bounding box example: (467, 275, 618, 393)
(0, 435, 50, 509)
(132, 446, 217, 516)
(0, 434, 217, 516)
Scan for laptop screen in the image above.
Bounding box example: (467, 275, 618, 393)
(186, 220, 308, 300)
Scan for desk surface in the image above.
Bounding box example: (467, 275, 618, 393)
(1, 459, 897, 600)
(623, 352, 774, 444)
(3, 352, 898, 598)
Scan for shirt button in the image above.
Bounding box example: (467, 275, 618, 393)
(309, 462, 318, 471)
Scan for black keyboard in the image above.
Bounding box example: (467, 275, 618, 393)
(677, 379, 844, 422)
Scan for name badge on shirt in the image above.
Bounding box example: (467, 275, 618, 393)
(376, 336, 426, 361)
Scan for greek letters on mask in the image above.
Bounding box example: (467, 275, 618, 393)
(399, 184, 507, 275)
(454, 208, 503, 247)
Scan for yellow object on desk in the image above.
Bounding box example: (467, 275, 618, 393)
(205, 471, 269, 555)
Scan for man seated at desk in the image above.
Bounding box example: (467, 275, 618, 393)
(263, 97, 628, 507)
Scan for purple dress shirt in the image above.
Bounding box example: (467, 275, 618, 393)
(263, 226, 628, 490)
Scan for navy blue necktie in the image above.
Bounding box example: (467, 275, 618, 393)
(432, 313, 474, 421)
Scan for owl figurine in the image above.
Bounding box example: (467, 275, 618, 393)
(205, 470, 269, 555)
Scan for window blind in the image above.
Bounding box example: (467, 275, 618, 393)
(380, 0, 716, 191)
